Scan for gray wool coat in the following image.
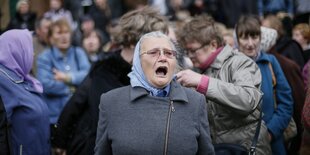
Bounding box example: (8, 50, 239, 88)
(94, 80, 215, 155)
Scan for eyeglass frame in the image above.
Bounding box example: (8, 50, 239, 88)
(185, 43, 208, 56)
(140, 48, 177, 59)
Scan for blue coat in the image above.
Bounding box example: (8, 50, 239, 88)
(0, 64, 50, 155)
(36, 46, 90, 124)
(256, 52, 293, 155)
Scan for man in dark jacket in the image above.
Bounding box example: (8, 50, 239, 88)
(52, 7, 169, 155)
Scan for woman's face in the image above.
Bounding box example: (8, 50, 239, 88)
(50, 26, 71, 51)
(185, 41, 216, 68)
(140, 37, 177, 88)
(293, 29, 308, 48)
(50, 0, 62, 10)
(83, 32, 101, 54)
(238, 35, 261, 58)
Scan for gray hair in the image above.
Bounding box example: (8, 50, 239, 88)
(139, 31, 177, 53)
(16, 0, 29, 11)
(139, 31, 185, 72)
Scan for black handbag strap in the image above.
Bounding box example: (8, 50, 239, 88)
(249, 98, 263, 155)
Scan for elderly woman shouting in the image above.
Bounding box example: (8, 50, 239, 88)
(94, 31, 215, 155)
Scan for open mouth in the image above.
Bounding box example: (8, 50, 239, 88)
(155, 66, 168, 76)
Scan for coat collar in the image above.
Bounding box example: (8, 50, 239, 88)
(210, 45, 236, 69)
(0, 64, 39, 93)
(130, 80, 189, 103)
(256, 52, 270, 63)
(51, 46, 74, 60)
(0, 64, 23, 83)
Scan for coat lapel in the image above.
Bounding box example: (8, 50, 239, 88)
(130, 80, 189, 103)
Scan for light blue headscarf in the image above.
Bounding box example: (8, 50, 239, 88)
(128, 31, 173, 97)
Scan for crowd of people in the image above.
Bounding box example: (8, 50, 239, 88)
(0, 0, 310, 155)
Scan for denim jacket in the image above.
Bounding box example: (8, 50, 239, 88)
(36, 46, 90, 124)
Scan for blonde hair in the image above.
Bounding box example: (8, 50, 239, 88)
(114, 6, 168, 48)
(293, 23, 310, 42)
(263, 15, 285, 37)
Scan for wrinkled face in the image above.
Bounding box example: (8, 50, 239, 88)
(293, 30, 308, 47)
(185, 41, 216, 68)
(83, 32, 100, 54)
(51, 26, 71, 51)
(238, 35, 260, 58)
(140, 37, 177, 88)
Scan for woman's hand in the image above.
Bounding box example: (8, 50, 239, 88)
(176, 69, 202, 88)
(53, 69, 71, 83)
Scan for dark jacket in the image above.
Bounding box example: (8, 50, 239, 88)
(274, 37, 305, 69)
(302, 49, 310, 63)
(87, 4, 110, 44)
(0, 96, 10, 155)
(53, 50, 131, 155)
(95, 81, 215, 155)
(269, 49, 305, 154)
(7, 12, 36, 31)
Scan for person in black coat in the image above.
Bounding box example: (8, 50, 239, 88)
(0, 96, 10, 155)
(7, 0, 36, 31)
(52, 7, 169, 155)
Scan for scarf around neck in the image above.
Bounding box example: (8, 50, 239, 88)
(199, 47, 223, 70)
(127, 33, 171, 97)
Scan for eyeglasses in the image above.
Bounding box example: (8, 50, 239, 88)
(185, 44, 207, 56)
(140, 48, 177, 59)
